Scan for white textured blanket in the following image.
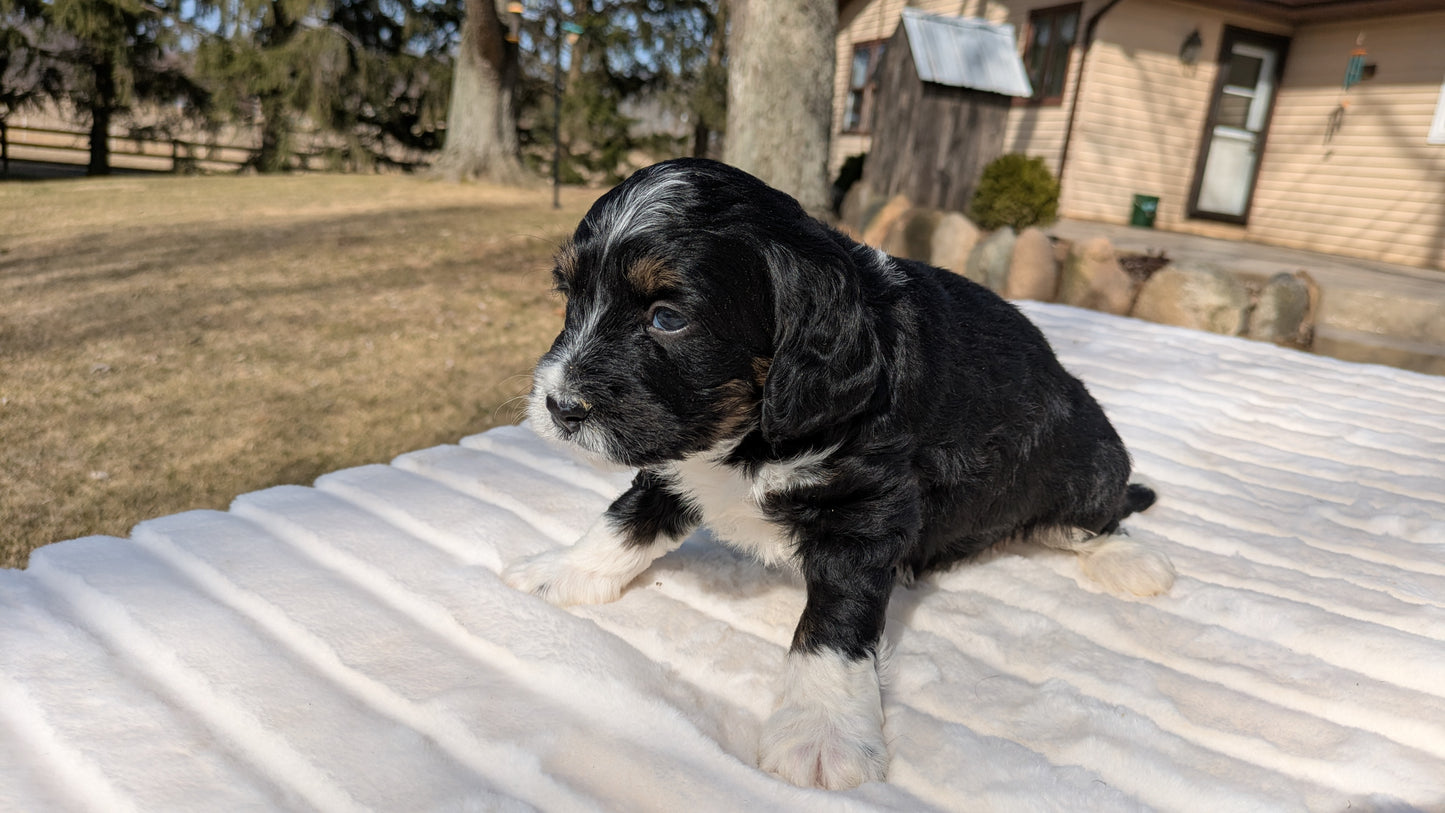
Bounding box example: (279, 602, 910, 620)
(3, 302, 1443, 812)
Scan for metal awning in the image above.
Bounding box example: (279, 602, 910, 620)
(900, 8, 1033, 99)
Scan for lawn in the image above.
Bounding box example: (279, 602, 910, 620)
(0, 173, 601, 569)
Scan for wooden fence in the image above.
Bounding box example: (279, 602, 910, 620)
(0, 122, 330, 176)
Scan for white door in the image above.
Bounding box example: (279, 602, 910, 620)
(1193, 37, 1284, 220)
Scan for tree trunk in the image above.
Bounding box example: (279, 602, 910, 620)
(691, 118, 710, 159)
(723, 0, 834, 215)
(87, 57, 114, 176)
(258, 94, 290, 173)
(433, 0, 527, 184)
(256, 0, 298, 173)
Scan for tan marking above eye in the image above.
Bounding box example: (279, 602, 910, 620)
(626, 257, 681, 296)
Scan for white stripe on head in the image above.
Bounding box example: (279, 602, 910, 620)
(589, 167, 693, 262)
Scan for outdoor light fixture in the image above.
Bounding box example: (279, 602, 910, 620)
(1179, 28, 1202, 67)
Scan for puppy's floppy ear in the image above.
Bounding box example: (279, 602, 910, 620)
(761, 241, 883, 444)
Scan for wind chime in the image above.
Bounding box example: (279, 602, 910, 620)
(1327, 33, 1371, 143)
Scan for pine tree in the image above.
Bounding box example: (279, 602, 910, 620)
(509, 0, 725, 184)
(192, 0, 458, 172)
(0, 0, 206, 175)
(1, 0, 64, 126)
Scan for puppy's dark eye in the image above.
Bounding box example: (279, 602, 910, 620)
(648, 305, 688, 333)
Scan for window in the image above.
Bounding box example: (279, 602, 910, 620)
(843, 41, 886, 134)
(1023, 3, 1081, 104)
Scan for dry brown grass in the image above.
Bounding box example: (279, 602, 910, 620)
(1, 173, 602, 569)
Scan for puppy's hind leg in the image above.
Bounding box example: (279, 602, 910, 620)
(1034, 524, 1175, 597)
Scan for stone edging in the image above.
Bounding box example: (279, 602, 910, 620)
(844, 191, 1319, 351)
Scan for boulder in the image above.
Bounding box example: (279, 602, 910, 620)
(881, 208, 945, 263)
(1058, 237, 1137, 315)
(839, 181, 880, 235)
(1052, 236, 1073, 266)
(1248, 270, 1318, 348)
(1132, 264, 1251, 336)
(1003, 227, 1059, 301)
(928, 212, 980, 275)
(964, 227, 1016, 291)
(860, 194, 912, 248)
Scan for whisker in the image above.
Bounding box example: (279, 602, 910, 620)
(494, 392, 531, 423)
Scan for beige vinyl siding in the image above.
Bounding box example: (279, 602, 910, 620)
(1001, 98, 1072, 167)
(999, 1, 1091, 171)
(833, 0, 1445, 272)
(833, 0, 907, 174)
(1249, 13, 1445, 271)
(1053, 3, 1289, 236)
(1001, 1, 1283, 211)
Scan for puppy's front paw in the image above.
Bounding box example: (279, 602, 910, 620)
(501, 549, 630, 606)
(759, 701, 888, 790)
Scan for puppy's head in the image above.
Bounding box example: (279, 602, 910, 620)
(529, 158, 883, 466)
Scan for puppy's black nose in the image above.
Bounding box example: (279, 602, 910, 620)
(546, 395, 590, 435)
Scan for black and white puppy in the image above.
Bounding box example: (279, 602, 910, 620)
(503, 158, 1174, 790)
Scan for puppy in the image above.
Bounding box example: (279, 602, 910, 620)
(503, 158, 1174, 790)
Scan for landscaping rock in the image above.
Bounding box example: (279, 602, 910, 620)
(1003, 227, 1058, 301)
(1052, 236, 1073, 266)
(839, 181, 882, 235)
(929, 212, 980, 275)
(1058, 237, 1136, 315)
(965, 227, 1016, 291)
(881, 207, 945, 263)
(1132, 264, 1251, 336)
(860, 194, 912, 247)
(1248, 270, 1317, 348)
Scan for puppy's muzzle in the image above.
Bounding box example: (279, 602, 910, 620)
(545, 395, 591, 436)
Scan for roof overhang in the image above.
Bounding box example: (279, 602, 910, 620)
(1160, 0, 1445, 24)
(838, 0, 1445, 24)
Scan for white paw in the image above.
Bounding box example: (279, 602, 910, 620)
(501, 548, 631, 606)
(759, 702, 888, 789)
(1080, 537, 1176, 597)
(758, 650, 888, 789)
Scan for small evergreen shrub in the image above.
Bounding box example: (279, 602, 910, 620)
(968, 154, 1060, 231)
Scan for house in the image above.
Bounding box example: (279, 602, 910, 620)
(833, 0, 1445, 272)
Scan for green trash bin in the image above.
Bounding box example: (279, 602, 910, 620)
(1130, 194, 1159, 228)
